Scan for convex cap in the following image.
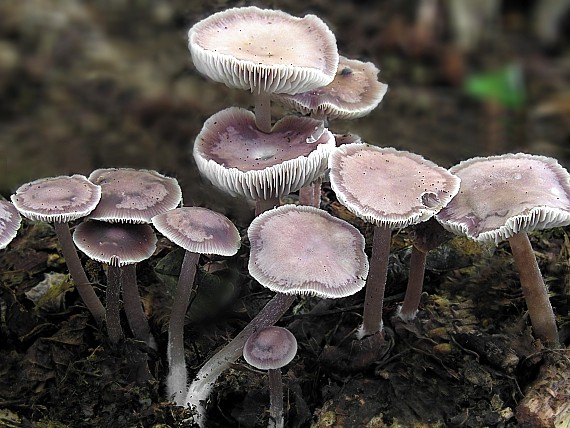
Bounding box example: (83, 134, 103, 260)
(188, 6, 339, 94)
(243, 326, 297, 370)
(436, 153, 570, 244)
(248, 204, 368, 298)
(88, 168, 182, 223)
(11, 175, 101, 223)
(193, 107, 335, 200)
(152, 207, 240, 256)
(73, 221, 157, 266)
(329, 143, 460, 229)
(274, 56, 388, 120)
(0, 200, 21, 249)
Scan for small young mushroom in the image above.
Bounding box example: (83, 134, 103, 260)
(72, 220, 158, 348)
(188, 6, 338, 132)
(193, 107, 335, 214)
(151, 207, 241, 405)
(184, 204, 368, 426)
(436, 153, 570, 347)
(10, 175, 105, 326)
(329, 143, 460, 337)
(0, 198, 21, 250)
(87, 168, 182, 347)
(243, 326, 297, 428)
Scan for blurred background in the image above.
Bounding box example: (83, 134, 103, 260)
(1, 0, 570, 221)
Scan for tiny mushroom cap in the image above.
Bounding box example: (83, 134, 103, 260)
(329, 143, 461, 228)
(193, 107, 336, 200)
(243, 326, 297, 370)
(88, 168, 182, 223)
(10, 175, 101, 223)
(152, 207, 240, 256)
(188, 6, 339, 94)
(274, 56, 388, 120)
(73, 221, 157, 267)
(0, 200, 21, 249)
(436, 153, 570, 243)
(248, 204, 369, 298)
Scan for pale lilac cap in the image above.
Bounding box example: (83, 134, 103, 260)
(248, 204, 368, 298)
(243, 326, 297, 370)
(436, 153, 570, 244)
(88, 168, 182, 223)
(329, 143, 461, 229)
(0, 199, 21, 249)
(188, 6, 339, 94)
(152, 207, 240, 256)
(73, 221, 157, 266)
(11, 175, 101, 223)
(274, 56, 388, 120)
(193, 107, 335, 200)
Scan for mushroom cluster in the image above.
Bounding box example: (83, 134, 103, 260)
(189, 6, 387, 215)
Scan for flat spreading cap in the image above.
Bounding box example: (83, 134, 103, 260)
(0, 200, 21, 249)
(11, 175, 101, 223)
(88, 168, 182, 223)
(188, 6, 339, 94)
(152, 207, 240, 256)
(248, 204, 368, 298)
(436, 153, 570, 244)
(73, 221, 157, 266)
(243, 326, 297, 370)
(274, 56, 388, 120)
(329, 143, 460, 229)
(193, 107, 335, 200)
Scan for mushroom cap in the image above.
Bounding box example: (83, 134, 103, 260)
(273, 56, 388, 120)
(436, 153, 570, 244)
(248, 204, 368, 298)
(188, 6, 339, 94)
(73, 221, 157, 266)
(243, 326, 297, 370)
(88, 168, 182, 223)
(151, 207, 240, 256)
(329, 143, 461, 229)
(0, 199, 21, 250)
(10, 175, 101, 223)
(193, 107, 335, 200)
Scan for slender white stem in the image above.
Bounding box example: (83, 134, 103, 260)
(184, 293, 296, 426)
(167, 251, 199, 404)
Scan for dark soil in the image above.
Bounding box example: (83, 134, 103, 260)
(1, 1, 569, 427)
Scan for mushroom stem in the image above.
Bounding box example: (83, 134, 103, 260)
(508, 232, 560, 347)
(268, 368, 284, 428)
(359, 225, 391, 339)
(254, 90, 272, 133)
(167, 250, 200, 405)
(398, 245, 428, 321)
(53, 222, 106, 326)
(255, 197, 281, 216)
(184, 292, 296, 426)
(122, 264, 156, 349)
(106, 264, 124, 344)
(298, 177, 322, 208)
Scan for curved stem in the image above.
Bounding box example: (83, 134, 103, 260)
(54, 222, 105, 326)
(106, 264, 124, 344)
(359, 225, 391, 339)
(268, 368, 284, 428)
(167, 251, 200, 404)
(398, 246, 427, 321)
(508, 232, 560, 347)
(184, 292, 296, 426)
(122, 263, 156, 349)
(298, 177, 322, 208)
